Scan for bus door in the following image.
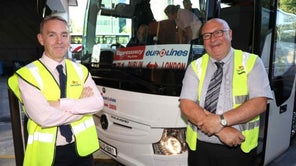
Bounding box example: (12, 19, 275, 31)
(259, 1, 296, 165)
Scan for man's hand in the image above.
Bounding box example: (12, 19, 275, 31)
(198, 110, 223, 136)
(216, 127, 245, 147)
(80, 86, 94, 98)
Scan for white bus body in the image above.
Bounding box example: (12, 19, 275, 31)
(96, 86, 187, 166)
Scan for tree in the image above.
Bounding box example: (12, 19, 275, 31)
(279, 0, 296, 14)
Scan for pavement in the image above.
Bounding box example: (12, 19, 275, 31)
(1, 74, 296, 166)
(0, 75, 15, 166)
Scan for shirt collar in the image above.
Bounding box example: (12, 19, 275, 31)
(209, 47, 233, 65)
(40, 53, 65, 72)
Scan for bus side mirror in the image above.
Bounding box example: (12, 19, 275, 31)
(115, 3, 134, 18)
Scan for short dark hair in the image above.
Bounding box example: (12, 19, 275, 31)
(164, 5, 180, 15)
(39, 15, 69, 33)
(183, 0, 192, 5)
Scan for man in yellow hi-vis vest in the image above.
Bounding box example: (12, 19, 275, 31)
(8, 16, 104, 166)
(179, 18, 273, 166)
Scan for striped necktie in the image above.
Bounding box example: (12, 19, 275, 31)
(56, 65, 73, 143)
(204, 62, 224, 113)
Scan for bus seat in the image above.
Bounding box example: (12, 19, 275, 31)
(158, 19, 177, 44)
(149, 20, 177, 44)
(148, 21, 158, 36)
(99, 50, 114, 67)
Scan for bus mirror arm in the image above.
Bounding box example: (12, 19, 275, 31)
(111, 43, 125, 49)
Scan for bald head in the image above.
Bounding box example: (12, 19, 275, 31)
(201, 18, 230, 34)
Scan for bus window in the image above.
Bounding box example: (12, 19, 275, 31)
(93, 13, 131, 51)
(271, 8, 296, 106)
(220, 1, 254, 52)
(274, 9, 296, 77)
(70, 35, 82, 44)
(70, 34, 83, 60)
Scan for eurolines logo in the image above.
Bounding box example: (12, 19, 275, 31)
(146, 48, 188, 57)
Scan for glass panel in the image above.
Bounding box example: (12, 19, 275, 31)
(274, 6, 296, 76)
(95, 15, 131, 48)
(271, 0, 296, 106)
(220, 1, 254, 52)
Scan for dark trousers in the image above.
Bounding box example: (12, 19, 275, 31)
(54, 142, 95, 166)
(188, 140, 257, 166)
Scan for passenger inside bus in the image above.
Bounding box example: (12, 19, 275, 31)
(183, 0, 202, 21)
(126, 24, 153, 47)
(164, 4, 202, 44)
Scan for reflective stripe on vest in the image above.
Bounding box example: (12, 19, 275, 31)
(26, 63, 44, 90)
(186, 49, 259, 153)
(27, 132, 54, 144)
(72, 118, 95, 135)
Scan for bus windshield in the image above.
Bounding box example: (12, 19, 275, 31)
(81, 0, 204, 62)
(82, 0, 205, 95)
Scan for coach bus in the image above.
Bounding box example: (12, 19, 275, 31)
(80, 0, 296, 165)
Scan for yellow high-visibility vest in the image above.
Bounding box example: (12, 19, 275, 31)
(186, 49, 259, 153)
(8, 59, 99, 166)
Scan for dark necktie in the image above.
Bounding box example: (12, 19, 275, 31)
(56, 65, 73, 143)
(204, 62, 224, 113)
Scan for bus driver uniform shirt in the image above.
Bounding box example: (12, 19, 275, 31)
(180, 48, 273, 146)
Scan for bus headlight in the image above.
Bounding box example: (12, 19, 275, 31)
(152, 128, 187, 155)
